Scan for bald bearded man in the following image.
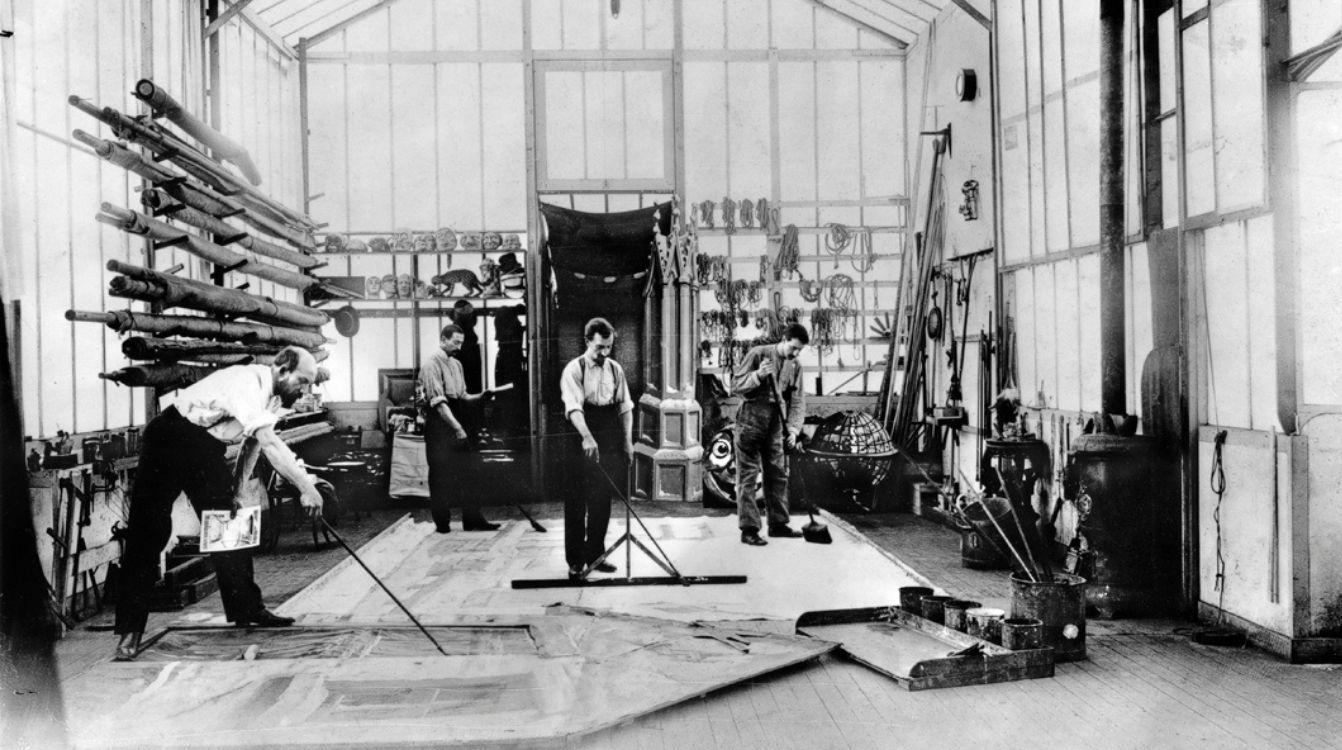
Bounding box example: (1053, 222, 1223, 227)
(112, 347, 324, 661)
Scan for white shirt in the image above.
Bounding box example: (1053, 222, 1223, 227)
(162, 364, 284, 443)
(559, 355, 634, 418)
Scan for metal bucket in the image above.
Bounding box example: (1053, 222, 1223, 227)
(899, 586, 934, 614)
(942, 599, 982, 632)
(920, 595, 954, 625)
(961, 496, 1028, 572)
(1010, 572, 1087, 662)
(958, 525, 1009, 569)
(965, 607, 1005, 644)
(1001, 617, 1044, 651)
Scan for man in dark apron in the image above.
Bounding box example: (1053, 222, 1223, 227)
(732, 323, 809, 546)
(420, 324, 497, 532)
(559, 317, 634, 577)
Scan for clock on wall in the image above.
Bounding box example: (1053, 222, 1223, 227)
(956, 69, 978, 102)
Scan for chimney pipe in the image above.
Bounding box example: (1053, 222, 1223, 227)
(1099, 0, 1127, 419)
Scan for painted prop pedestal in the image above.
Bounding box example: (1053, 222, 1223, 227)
(632, 387, 703, 503)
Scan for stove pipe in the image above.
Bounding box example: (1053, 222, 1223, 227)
(1099, 0, 1126, 418)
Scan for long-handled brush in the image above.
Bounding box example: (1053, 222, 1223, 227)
(516, 504, 546, 532)
(771, 372, 830, 544)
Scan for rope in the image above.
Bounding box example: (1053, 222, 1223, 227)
(698, 199, 715, 229)
(762, 205, 781, 236)
(799, 277, 823, 303)
(851, 229, 875, 274)
(824, 223, 853, 268)
(1210, 429, 1228, 623)
(721, 197, 736, 235)
(777, 224, 800, 278)
(825, 273, 856, 310)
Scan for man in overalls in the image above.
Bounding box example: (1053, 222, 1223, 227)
(559, 317, 634, 578)
(733, 323, 809, 546)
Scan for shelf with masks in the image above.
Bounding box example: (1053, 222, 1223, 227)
(335, 297, 521, 320)
(312, 229, 528, 312)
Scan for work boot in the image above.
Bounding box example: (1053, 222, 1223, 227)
(768, 524, 802, 538)
(740, 529, 768, 546)
(113, 631, 142, 662)
(591, 561, 617, 573)
(234, 609, 295, 628)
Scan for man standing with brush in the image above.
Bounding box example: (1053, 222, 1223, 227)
(732, 323, 809, 546)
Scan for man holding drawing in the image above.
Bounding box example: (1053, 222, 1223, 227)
(113, 347, 324, 661)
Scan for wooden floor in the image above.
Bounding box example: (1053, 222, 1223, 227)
(55, 504, 1342, 750)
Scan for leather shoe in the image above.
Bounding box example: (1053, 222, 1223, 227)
(235, 609, 295, 628)
(568, 566, 584, 580)
(462, 518, 500, 531)
(768, 524, 802, 538)
(740, 530, 768, 546)
(113, 631, 142, 662)
(434, 525, 451, 534)
(590, 561, 617, 573)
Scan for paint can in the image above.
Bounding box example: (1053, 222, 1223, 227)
(1001, 617, 1044, 650)
(942, 599, 982, 632)
(965, 607, 1005, 644)
(920, 595, 955, 625)
(899, 586, 934, 614)
(1010, 572, 1087, 662)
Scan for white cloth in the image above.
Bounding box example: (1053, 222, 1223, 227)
(162, 364, 283, 443)
(559, 354, 634, 418)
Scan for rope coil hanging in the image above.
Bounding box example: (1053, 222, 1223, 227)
(721, 197, 737, 235)
(777, 224, 800, 278)
(825, 223, 853, 267)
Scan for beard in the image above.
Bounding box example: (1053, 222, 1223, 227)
(278, 389, 302, 408)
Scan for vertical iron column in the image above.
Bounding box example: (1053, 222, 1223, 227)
(1099, 0, 1126, 417)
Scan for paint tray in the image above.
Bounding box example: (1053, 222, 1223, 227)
(796, 606, 1054, 690)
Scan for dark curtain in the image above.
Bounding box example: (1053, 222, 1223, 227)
(539, 202, 671, 498)
(0, 299, 67, 746)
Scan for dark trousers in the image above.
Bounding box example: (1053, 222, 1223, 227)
(114, 407, 263, 634)
(424, 405, 483, 529)
(566, 404, 628, 569)
(735, 401, 791, 531)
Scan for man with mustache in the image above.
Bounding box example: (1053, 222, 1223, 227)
(113, 347, 324, 660)
(732, 323, 809, 546)
(559, 317, 634, 578)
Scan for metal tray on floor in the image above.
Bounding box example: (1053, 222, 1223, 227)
(796, 606, 1054, 691)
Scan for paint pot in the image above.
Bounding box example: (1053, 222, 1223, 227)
(899, 586, 934, 614)
(1001, 617, 1044, 650)
(942, 599, 982, 632)
(920, 595, 955, 625)
(1010, 572, 1087, 662)
(965, 607, 1005, 644)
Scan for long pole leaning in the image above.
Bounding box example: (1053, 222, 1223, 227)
(319, 517, 447, 657)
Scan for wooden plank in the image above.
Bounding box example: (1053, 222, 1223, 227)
(950, 0, 993, 30)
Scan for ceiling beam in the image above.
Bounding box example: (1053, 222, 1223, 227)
(803, 0, 916, 45)
(849, 0, 933, 32)
(862, 0, 936, 23)
(303, 0, 398, 48)
(948, 0, 991, 30)
(215, 0, 297, 57)
(204, 0, 255, 37)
